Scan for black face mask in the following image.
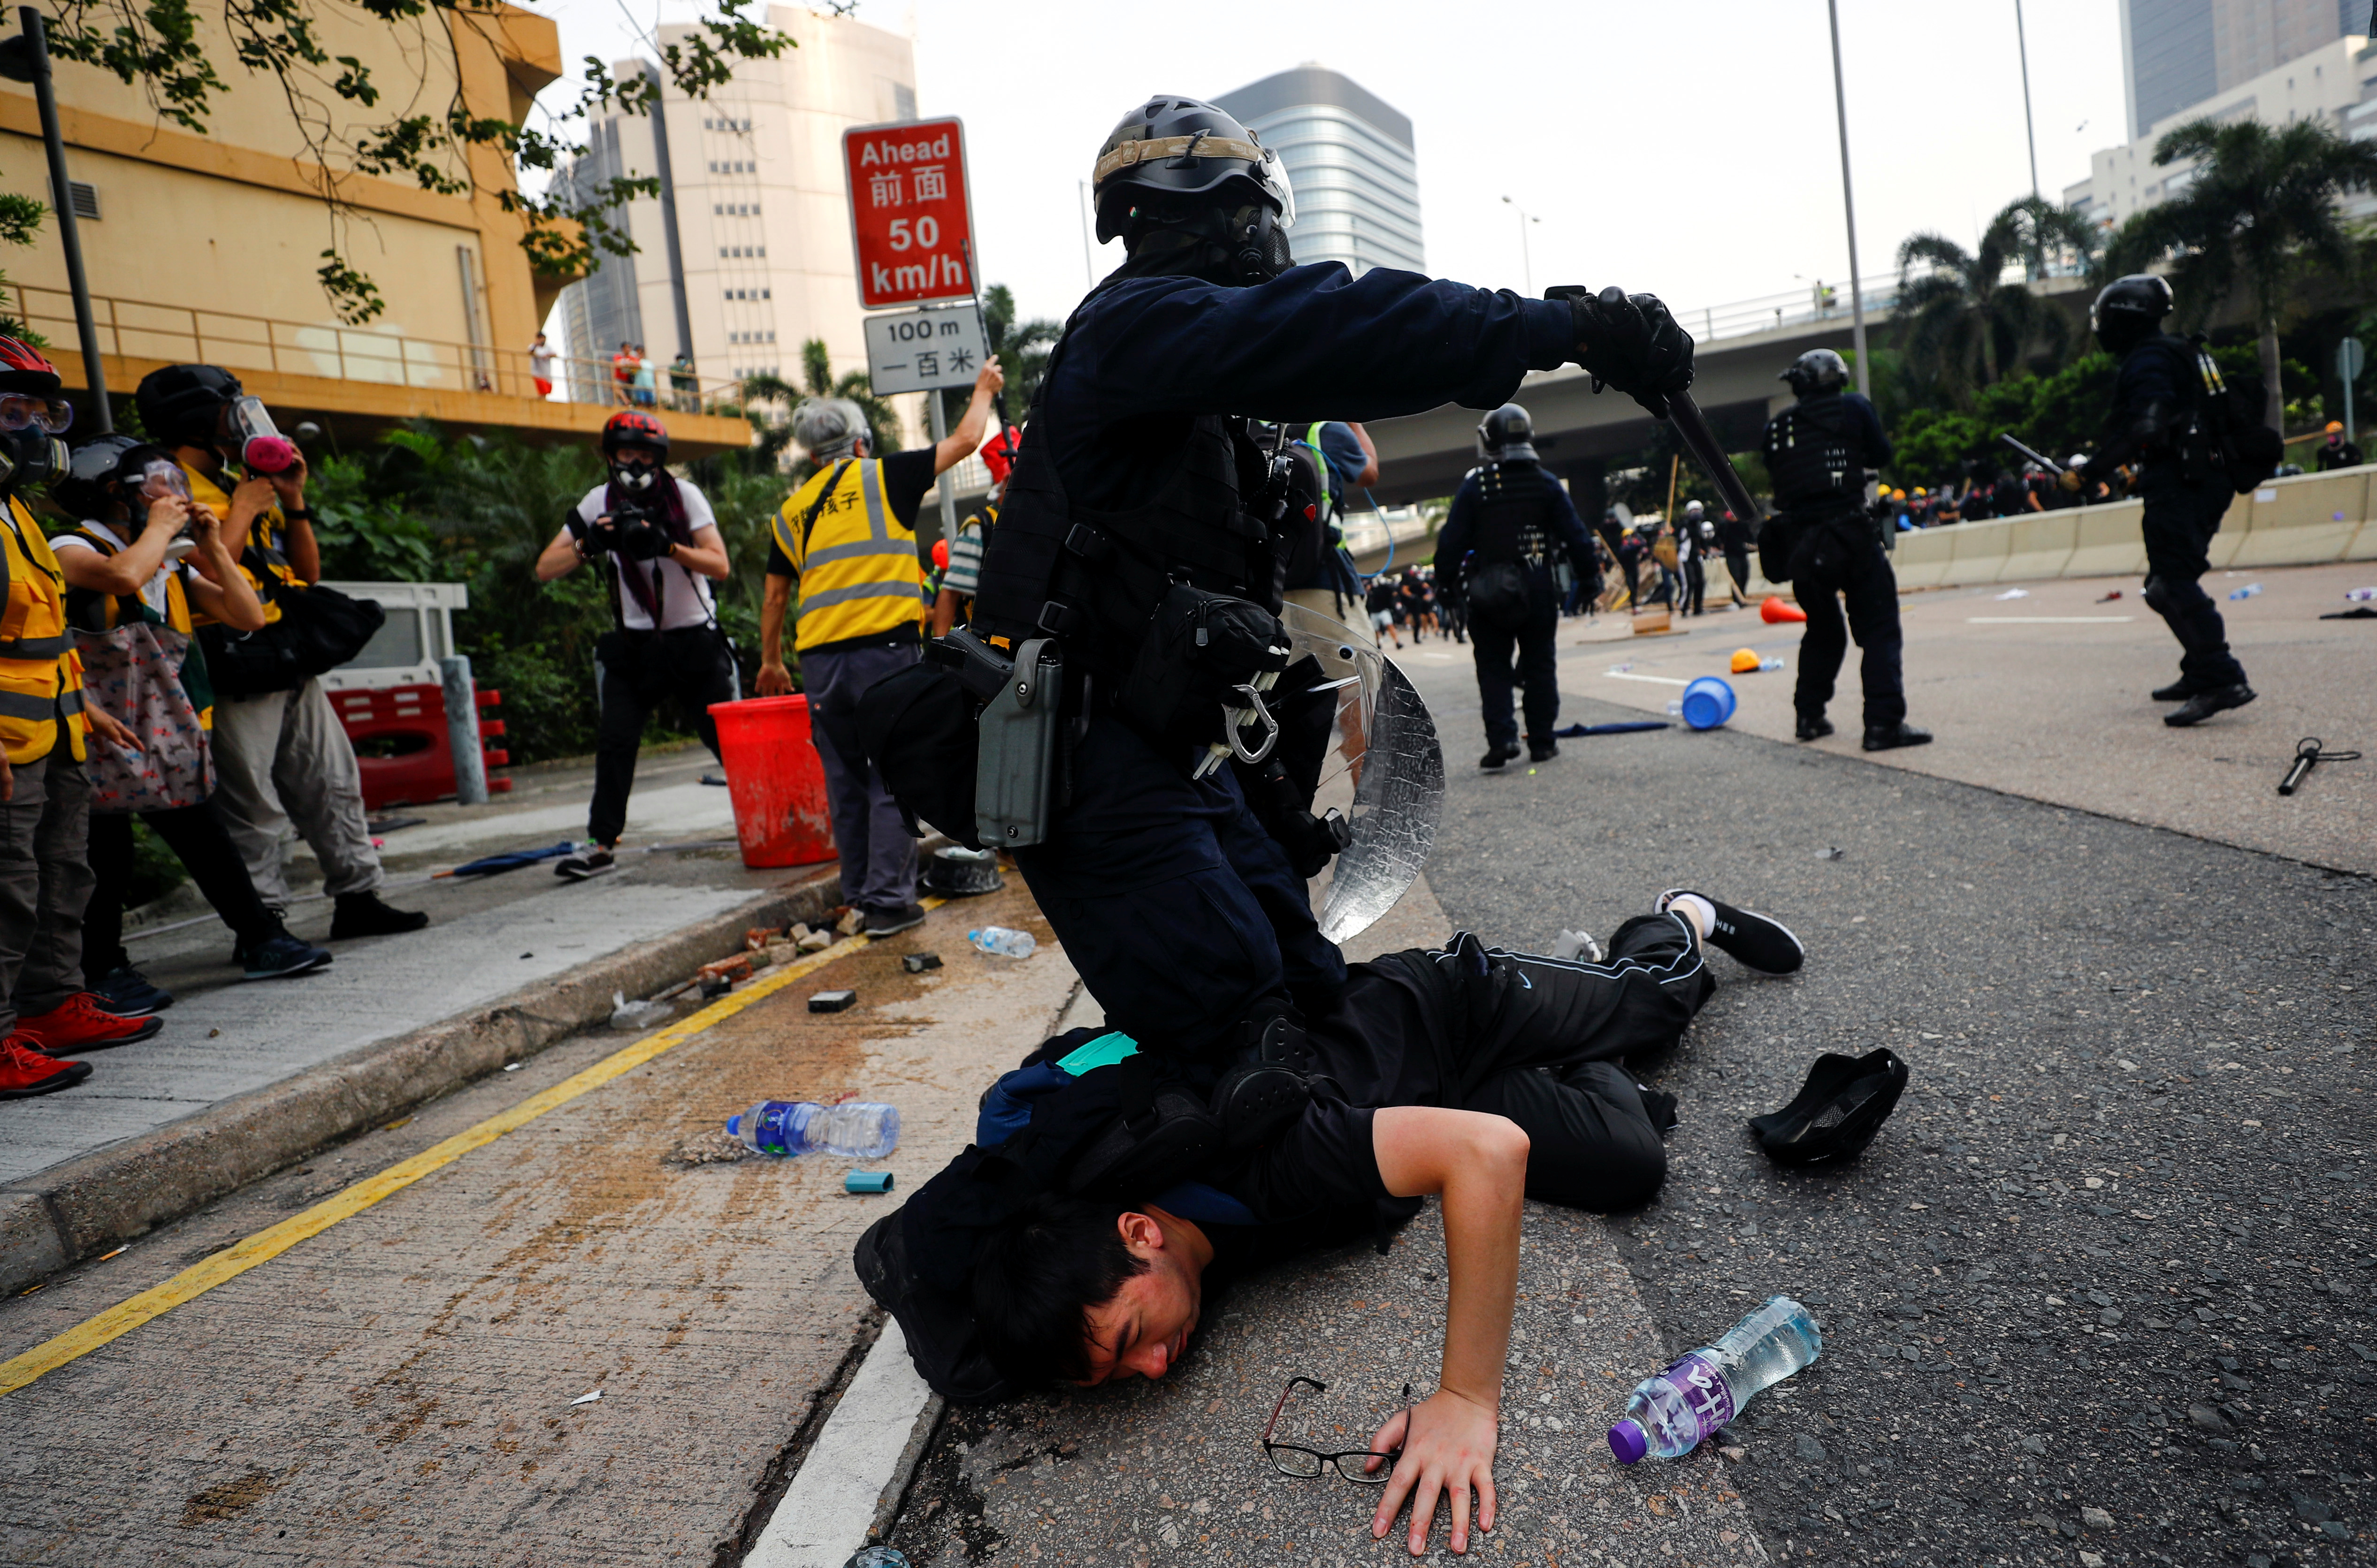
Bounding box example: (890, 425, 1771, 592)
(609, 457, 660, 493)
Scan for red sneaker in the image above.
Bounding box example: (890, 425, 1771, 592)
(0, 1035, 92, 1096)
(17, 992, 165, 1053)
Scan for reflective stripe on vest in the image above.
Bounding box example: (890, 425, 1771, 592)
(1303, 421, 1335, 517)
(0, 496, 85, 765)
(774, 458, 927, 652)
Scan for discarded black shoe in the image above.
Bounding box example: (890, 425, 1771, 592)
(1862, 721, 1933, 752)
(2149, 680, 2197, 703)
(1659, 889, 1804, 974)
(329, 892, 430, 939)
(1795, 714, 1834, 742)
(1749, 1048, 1909, 1166)
(2163, 683, 2255, 727)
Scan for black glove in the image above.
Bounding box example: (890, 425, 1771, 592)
(1548, 285, 1695, 418)
(619, 518, 672, 561)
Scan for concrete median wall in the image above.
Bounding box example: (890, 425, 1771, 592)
(1736, 465, 2377, 599)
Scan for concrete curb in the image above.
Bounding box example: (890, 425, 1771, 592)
(0, 866, 848, 1296)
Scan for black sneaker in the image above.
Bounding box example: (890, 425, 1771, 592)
(1861, 721, 1933, 752)
(861, 903, 927, 938)
(329, 892, 432, 939)
(1795, 714, 1834, 742)
(1659, 888, 1805, 974)
(2163, 683, 2256, 727)
(1479, 741, 1520, 770)
(556, 848, 617, 880)
(1527, 739, 1559, 763)
(2149, 679, 2197, 703)
(92, 965, 172, 1016)
(240, 932, 333, 982)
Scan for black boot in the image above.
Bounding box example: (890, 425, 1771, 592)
(2149, 679, 2196, 703)
(1527, 738, 1558, 763)
(2163, 683, 2255, 727)
(1795, 714, 1834, 742)
(1861, 721, 1933, 752)
(330, 892, 431, 940)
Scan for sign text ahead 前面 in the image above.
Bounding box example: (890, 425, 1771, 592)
(843, 117, 975, 309)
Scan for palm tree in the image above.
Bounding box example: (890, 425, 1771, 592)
(933, 283, 1063, 434)
(2125, 115, 2377, 432)
(1895, 196, 2098, 400)
(735, 341, 901, 473)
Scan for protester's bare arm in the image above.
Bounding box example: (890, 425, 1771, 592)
(930, 586, 961, 637)
(185, 505, 268, 631)
(673, 524, 732, 580)
(533, 525, 586, 582)
(932, 363, 1007, 475)
(57, 496, 182, 596)
(1348, 421, 1381, 487)
(1364, 1105, 1527, 1556)
(757, 572, 795, 696)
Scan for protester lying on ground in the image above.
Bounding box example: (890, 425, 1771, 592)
(51, 437, 333, 1011)
(862, 888, 1806, 1556)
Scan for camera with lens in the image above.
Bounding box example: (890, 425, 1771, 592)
(569, 497, 672, 563)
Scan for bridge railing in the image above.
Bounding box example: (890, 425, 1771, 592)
(1670, 257, 2091, 346)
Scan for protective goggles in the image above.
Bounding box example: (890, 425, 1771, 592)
(0, 394, 72, 435)
(138, 458, 191, 505)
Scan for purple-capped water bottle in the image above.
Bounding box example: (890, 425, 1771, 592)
(1607, 1295, 1822, 1464)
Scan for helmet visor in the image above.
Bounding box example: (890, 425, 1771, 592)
(0, 395, 73, 434)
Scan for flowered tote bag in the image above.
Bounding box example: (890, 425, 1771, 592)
(76, 622, 214, 814)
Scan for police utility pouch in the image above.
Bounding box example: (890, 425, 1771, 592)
(1116, 583, 1291, 738)
(974, 636, 1062, 848)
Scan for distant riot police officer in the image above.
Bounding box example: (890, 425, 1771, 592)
(939, 94, 1694, 1063)
(2063, 276, 2255, 726)
(1761, 348, 1931, 750)
(1435, 404, 1597, 767)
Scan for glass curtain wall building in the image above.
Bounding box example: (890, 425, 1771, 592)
(1212, 65, 1422, 277)
(2123, 0, 2373, 138)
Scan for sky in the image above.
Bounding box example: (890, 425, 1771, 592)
(531, 0, 2127, 332)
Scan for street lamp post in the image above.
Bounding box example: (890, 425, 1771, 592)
(1500, 196, 1539, 296)
(1826, 0, 1871, 402)
(0, 8, 109, 431)
(2015, 0, 2041, 199)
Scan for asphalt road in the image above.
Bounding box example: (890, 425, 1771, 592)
(1407, 649, 2375, 1568)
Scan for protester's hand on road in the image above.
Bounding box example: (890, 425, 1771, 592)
(84, 707, 142, 753)
(1368, 1388, 1498, 1555)
(756, 661, 795, 697)
(1553, 285, 1695, 419)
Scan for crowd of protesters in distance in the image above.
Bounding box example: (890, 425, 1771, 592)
(3, 350, 429, 1104)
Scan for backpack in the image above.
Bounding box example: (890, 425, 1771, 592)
(2185, 339, 2285, 495)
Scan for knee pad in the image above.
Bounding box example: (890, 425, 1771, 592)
(2140, 574, 2175, 615)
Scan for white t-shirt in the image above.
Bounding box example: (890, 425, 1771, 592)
(573, 481, 718, 631)
(54, 519, 188, 622)
(529, 342, 556, 378)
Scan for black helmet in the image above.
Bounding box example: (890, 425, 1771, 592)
(1477, 403, 1537, 463)
(2091, 274, 2172, 354)
(1781, 348, 1850, 397)
(1092, 97, 1295, 281)
(135, 364, 244, 448)
(54, 435, 177, 520)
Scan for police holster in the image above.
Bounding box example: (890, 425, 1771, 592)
(971, 635, 1062, 850)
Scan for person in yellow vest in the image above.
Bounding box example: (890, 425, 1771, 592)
(133, 366, 429, 943)
(757, 362, 1002, 937)
(0, 340, 162, 1102)
(51, 436, 333, 1012)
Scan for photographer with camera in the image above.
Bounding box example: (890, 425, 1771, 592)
(533, 410, 734, 880)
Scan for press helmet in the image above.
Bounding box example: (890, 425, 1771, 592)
(2090, 274, 2173, 355)
(1092, 97, 1295, 283)
(601, 408, 669, 462)
(1477, 403, 1537, 463)
(1780, 348, 1850, 398)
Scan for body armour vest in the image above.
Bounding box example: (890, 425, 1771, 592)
(971, 411, 1277, 681)
(1469, 461, 1554, 566)
(1763, 394, 1867, 515)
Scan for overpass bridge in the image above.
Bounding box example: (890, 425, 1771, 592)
(1363, 275, 2092, 511)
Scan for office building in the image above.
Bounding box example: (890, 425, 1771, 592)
(1211, 65, 1422, 276)
(2123, 0, 2373, 138)
(557, 6, 917, 399)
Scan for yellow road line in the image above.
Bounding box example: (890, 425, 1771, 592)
(0, 918, 927, 1398)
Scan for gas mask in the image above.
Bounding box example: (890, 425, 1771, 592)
(0, 392, 70, 493)
(608, 449, 662, 494)
(1229, 202, 1293, 286)
(225, 395, 299, 474)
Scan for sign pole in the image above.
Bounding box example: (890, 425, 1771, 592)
(2339, 337, 2364, 446)
(927, 390, 956, 551)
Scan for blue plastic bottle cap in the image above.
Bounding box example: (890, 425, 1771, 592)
(846, 1170, 894, 1194)
(1607, 1420, 1648, 1466)
(726, 1114, 740, 1137)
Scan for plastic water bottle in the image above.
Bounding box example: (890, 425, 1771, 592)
(2227, 582, 2263, 600)
(2346, 587, 2376, 601)
(968, 926, 1037, 959)
(1607, 1295, 1822, 1464)
(727, 1100, 900, 1159)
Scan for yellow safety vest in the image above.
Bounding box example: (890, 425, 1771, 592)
(0, 496, 86, 765)
(183, 463, 301, 627)
(771, 459, 929, 654)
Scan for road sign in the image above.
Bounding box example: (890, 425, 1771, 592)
(863, 302, 989, 396)
(843, 116, 975, 309)
(2340, 337, 2366, 382)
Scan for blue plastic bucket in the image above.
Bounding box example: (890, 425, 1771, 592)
(1679, 676, 1737, 731)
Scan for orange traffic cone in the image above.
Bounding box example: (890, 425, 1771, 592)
(1761, 595, 1806, 625)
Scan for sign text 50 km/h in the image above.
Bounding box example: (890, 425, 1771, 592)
(843, 116, 975, 309)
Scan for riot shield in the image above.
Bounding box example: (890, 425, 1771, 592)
(1278, 603, 1445, 943)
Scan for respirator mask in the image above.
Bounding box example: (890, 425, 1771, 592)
(608, 447, 661, 495)
(225, 396, 299, 474)
(139, 458, 200, 560)
(0, 393, 71, 492)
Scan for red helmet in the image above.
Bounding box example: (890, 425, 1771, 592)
(979, 427, 1019, 484)
(0, 336, 61, 397)
(601, 408, 668, 460)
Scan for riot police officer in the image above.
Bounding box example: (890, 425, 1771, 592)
(2062, 275, 2255, 726)
(1760, 348, 1930, 750)
(945, 95, 1692, 1061)
(1434, 404, 1598, 767)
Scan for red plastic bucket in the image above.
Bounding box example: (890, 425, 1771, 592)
(708, 695, 837, 868)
